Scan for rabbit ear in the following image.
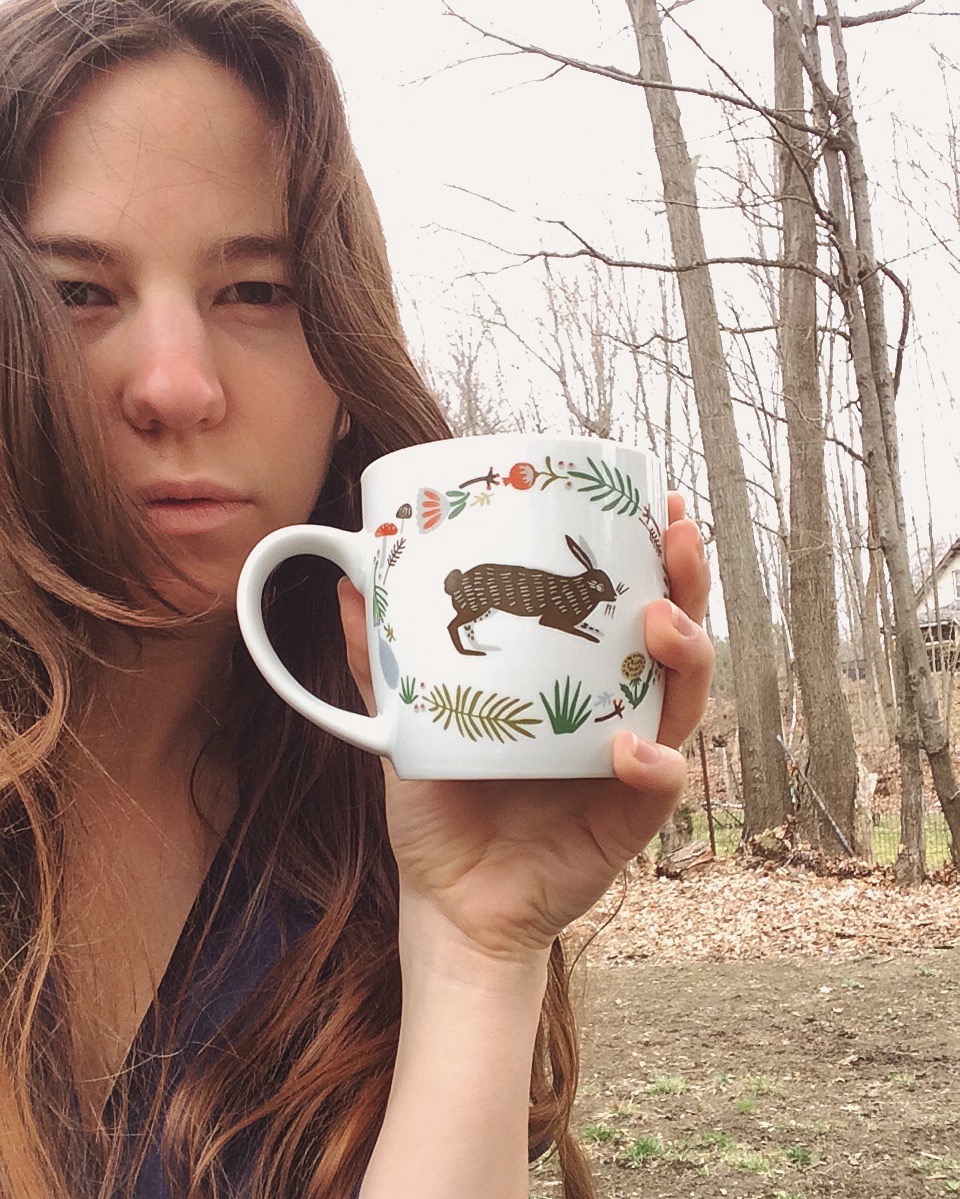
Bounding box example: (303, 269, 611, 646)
(565, 534, 594, 568)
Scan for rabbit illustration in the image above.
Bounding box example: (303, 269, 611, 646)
(443, 535, 618, 657)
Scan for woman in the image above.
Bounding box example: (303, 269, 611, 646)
(0, 1, 714, 1197)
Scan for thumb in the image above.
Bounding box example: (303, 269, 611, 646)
(337, 577, 377, 716)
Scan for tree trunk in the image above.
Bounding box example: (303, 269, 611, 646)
(838, 459, 896, 745)
(626, 0, 789, 837)
(770, 0, 861, 854)
(797, 0, 950, 877)
(819, 1, 960, 867)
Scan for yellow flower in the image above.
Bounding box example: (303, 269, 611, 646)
(622, 652, 647, 682)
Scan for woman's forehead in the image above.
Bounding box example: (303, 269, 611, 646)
(27, 50, 285, 241)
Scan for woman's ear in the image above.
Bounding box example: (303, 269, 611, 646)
(334, 405, 352, 444)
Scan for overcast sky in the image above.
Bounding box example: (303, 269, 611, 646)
(300, 1, 960, 571)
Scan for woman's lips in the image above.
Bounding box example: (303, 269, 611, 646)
(142, 496, 251, 535)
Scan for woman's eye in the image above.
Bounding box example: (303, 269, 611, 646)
(218, 281, 292, 306)
(55, 281, 113, 308)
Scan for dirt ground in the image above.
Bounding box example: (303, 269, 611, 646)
(531, 873, 960, 1198)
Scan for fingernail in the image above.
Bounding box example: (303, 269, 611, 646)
(672, 607, 699, 638)
(631, 735, 662, 765)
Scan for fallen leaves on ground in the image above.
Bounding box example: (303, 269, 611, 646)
(578, 858, 960, 961)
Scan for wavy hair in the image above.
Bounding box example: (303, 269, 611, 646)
(0, 2, 595, 1196)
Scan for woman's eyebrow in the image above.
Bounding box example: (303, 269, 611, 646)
(27, 233, 294, 268)
(200, 235, 295, 267)
(28, 234, 128, 267)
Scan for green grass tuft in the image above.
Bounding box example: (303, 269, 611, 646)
(623, 1134, 665, 1165)
(644, 1073, 688, 1096)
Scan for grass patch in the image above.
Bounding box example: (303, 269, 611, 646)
(696, 1130, 736, 1151)
(644, 1073, 688, 1096)
(741, 1073, 786, 1098)
(889, 1070, 917, 1089)
(582, 1122, 620, 1145)
(872, 810, 951, 868)
(734, 1097, 757, 1114)
(610, 1099, 639, 1118)
(691, 810, 742, 856)
(915, 1153, 960, 1177)
(622, 1134, 665, 1165)
(719, 1145, 780, 1173)
(786, 1144, 816, 1168)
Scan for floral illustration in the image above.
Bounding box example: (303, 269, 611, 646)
(370, 450, 665, 728)
(619, 651, 660, 710)
(504, 461, 537, 490)
(417, 487, 449, 532)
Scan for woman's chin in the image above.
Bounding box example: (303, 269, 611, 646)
(141, 569, 242, 625)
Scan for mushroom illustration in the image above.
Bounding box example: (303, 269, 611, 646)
(395, 502, 412, 536)
(374, 521, 398, 574)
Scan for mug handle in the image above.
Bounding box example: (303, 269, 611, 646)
(236, 524, 393, 758)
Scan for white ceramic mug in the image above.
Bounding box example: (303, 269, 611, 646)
(236, 434, 668, 779)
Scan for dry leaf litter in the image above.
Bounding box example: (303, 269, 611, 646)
(578, 857, 960, 962)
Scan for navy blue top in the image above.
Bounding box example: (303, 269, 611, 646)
(104, 827, 321, 1198)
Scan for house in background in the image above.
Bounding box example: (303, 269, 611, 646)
(915, 537, 960, 671)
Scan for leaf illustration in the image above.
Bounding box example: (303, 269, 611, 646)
(569, 457, 642, 517)
(540, 677, 593, 734)
(426, 684, 541, 742)
(386, 537, 407, 568)
(445, 489, 470, 519)
(372, 583, 388, 627)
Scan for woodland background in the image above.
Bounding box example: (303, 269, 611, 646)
(309, 7, 960, 1192)
(319, 0, 960, 883)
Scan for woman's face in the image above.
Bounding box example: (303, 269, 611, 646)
(25, 51, 343, 616)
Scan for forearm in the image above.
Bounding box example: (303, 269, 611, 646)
(359, 892, 550, 1199)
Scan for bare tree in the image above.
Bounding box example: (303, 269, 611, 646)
(793, 0, 960, 873)
(768, 0, 861, 854)
(626, 0, 790, 837)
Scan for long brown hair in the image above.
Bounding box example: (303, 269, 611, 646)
(0, 2, 594, 1196)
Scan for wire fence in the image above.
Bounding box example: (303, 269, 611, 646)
(689, 803, 954, 870)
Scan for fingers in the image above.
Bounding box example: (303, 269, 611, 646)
(644, 596, 715, 750)
(337, 577, 377, 716)
(667, 490, 686, 525)
(611, 730, 688, 847)
(664, 515, 710, 626)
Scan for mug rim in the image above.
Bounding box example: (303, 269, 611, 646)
(360, 432, 662, 487)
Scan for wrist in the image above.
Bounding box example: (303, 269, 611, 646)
(397, 886, 552, 994)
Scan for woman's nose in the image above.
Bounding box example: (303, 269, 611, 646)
(119, 302, 227, 433)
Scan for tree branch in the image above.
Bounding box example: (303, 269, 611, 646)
(441, 2, 823, 135)
(815, 0, 926, 25)
(878, 262, 912, 398)
(532, 218, 840, 289)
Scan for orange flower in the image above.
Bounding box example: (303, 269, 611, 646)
(417, 487, 449, 532)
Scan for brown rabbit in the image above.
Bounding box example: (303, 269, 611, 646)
(443, 535, 618, 657)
